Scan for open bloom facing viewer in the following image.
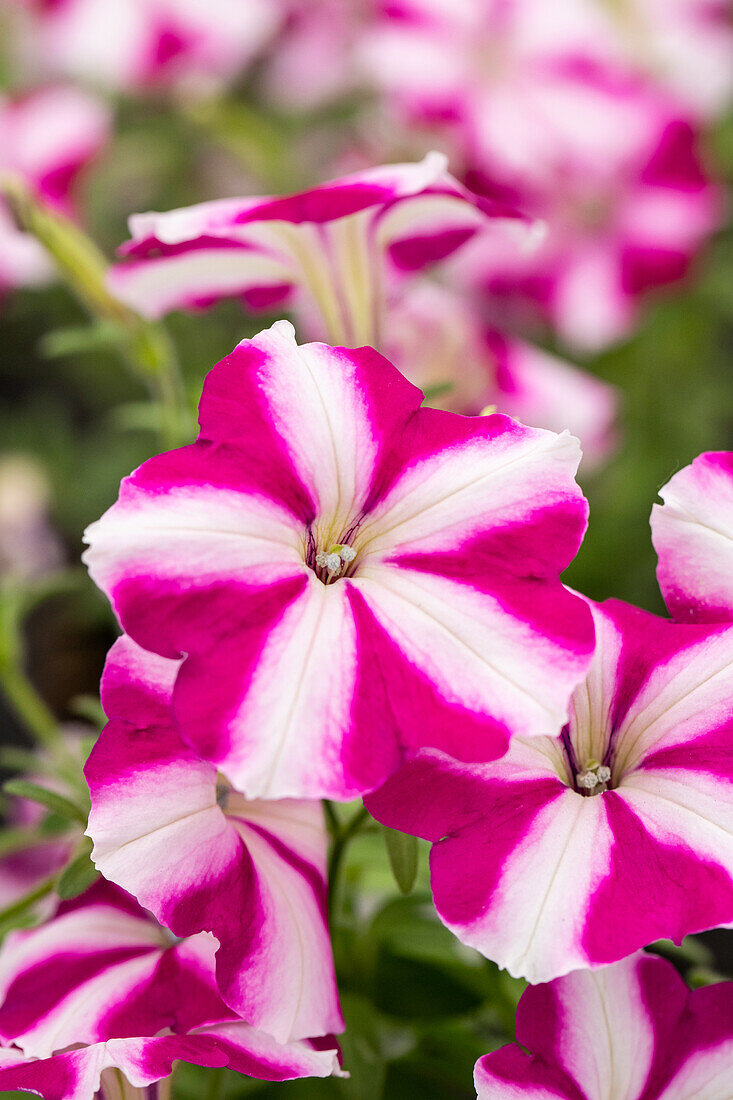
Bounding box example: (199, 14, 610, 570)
(368, 596, 733, 981)
(83, 320, 594, 800)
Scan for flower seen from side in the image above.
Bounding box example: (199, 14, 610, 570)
(107, 152, 533, 346)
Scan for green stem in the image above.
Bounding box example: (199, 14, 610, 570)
(323, 798, 340, 837)
(327, 804, 371, 923)
(0, 658, 63, 755)
(1, 174, 189, 449)
(0, 659, 84, 792)
(126, 320, 189, 449)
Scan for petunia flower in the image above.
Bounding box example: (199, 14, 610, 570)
(83, 321, 594, 801)
(465, 105, 721, 353)
(367, 596, 733, 983)
(652, 451, 733, 624)
(360, 0, 631, 190)
(600, 0, 733, 120)
(8, 0, 282, 94)
(0, 881, 340, 1100)
(361, 0, 721, 352)
(475, 952, 733, 1100)
(85, 633, 343, 1043)
(0, 85, 109, 293)
(106, 152, 533, 346)
(383, 281, 617, 471)
(261, 0, 365, 113)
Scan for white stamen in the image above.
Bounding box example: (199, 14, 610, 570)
(577, 770, 598, 790)
(315, 543, 356, 579)
(596, 765, 611, 784)
(325, 552, 342, 575)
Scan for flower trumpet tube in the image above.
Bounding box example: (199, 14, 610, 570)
(107, 152, 535, 347)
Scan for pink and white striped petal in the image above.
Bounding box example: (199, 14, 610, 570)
(0, 879, 340, 1098)
(197, 322, 423, 522)
(0, 84, 109, 292)
(21, 0, 282, 93)
(84, 324, 594, 799)
(86, 635, 342, 1041)
(0, 86, 109, 212)
(0, 1045, 109, 1100)
(486, 332, 617, 472)
(368, 597, 733, 982)
(176, 576, 365, 799)
(0, 881, 225, 1059)
(652, 451, 733, 623)
(382, 283, 617, 469)
(0, 1025, 339, 1100)
(475, 953, 733, 1100)
(107, 239, 296, 320)
(360, 412, 587, 560)
(108, 154, 531, 342)
(352, 565, 592, 752)
(107, 1025, 340, 1090)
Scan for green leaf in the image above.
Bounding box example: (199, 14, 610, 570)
(0, 746, 53, 775)
(109, 401, 165, 434)
(373, 948, 484, 1021)
(3, 780, 88, 826)
(38, 320, 124, 359)
(383, 826, 418, 895)
(57, 841, 99, 900)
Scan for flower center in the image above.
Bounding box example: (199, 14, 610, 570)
(313, 543, 357, 583)
(560, 728, 615, 797)
(575, 758, 612, 797)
